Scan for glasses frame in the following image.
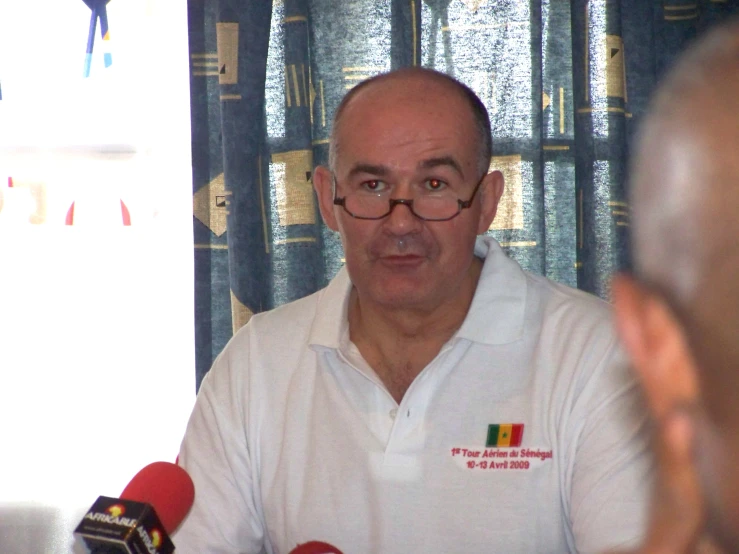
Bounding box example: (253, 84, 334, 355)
(332, 173, 486, 222)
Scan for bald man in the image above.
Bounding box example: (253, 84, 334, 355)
(175, 67, 652, 553)
(612, 18, 739, 554)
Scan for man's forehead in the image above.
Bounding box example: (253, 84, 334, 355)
(333, 78, 475, 144)
(344, 156, 465, 179)
(338, 73, 469, 123)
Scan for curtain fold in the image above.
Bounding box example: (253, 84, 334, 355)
(189, 0, 739, 390)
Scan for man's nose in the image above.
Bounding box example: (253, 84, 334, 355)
(384, 199, 422, 233)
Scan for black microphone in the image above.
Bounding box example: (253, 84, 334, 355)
(74, 461, 194, 554)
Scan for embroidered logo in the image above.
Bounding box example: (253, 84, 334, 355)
(486, 423, 524, 447)
(449, 423, 553, 471)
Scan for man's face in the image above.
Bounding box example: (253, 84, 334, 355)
(612, 274, 739, 552)
(316, 76, 501, 312)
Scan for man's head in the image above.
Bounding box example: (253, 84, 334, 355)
(313, 68, 504, 313)
(612, 19, 739, 550)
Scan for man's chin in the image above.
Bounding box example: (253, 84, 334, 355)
(364, 284, 437, 311)
(347, 261, 444, 309)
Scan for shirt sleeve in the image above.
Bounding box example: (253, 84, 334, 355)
(567, 341, 654, 554)
(172, 343, 266, 554)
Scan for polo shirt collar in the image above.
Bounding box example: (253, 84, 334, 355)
(455, 235, 526, 345)
(308, 265, 353, 350)
(307, 235, 526, 349)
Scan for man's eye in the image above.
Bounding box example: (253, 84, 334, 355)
(361, 180, 387, 192)
(424, 179, 448, 191)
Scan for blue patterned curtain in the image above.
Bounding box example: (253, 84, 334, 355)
(188, 0, 739, 390)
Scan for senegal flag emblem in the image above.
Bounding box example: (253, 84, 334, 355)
(486, 423, 524, 447)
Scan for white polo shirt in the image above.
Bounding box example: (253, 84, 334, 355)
(175, 236, 651, 554)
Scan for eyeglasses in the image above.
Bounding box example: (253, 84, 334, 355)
(332, 174, 485, 222)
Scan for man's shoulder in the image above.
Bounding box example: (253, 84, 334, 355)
(242, 266, 350, 346)
(514, 271, 618, 364)
(475, 237, 611, 323)
(202, 286, 329, 392)
(523, 270, 612, 324)
(227, 286, 327, 354)
(466, 241, 613, 345)
(519, 273, 631, 414)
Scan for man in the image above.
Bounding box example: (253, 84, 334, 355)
(612, 19, 739, 554)
(175, 68, 651, 553)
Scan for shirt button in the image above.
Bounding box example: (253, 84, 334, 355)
(389, 408, 398, 420)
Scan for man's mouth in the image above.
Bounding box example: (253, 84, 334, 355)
(378, 253, 425, 266)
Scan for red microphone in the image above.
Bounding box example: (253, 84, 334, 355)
(75, 461, 194, 554)
(120, 462, 195, 535)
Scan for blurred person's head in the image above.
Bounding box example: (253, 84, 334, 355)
(613, 19, 739, 551)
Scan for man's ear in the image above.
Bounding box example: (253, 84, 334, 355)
(477, 169, 504, 234)
(612, 273, 700, 422)
(313, 165, 339, 232)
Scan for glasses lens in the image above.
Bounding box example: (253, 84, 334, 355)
(343, 193, 390, 218)
(413, 196, 460, 221)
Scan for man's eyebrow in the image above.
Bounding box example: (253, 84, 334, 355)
(418, 156, 464, 178)
(345, 158, 464, 179)
(347, 163, 390, 179)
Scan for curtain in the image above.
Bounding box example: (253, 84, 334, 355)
(188, 0, 739, 391)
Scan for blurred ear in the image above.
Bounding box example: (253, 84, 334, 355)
(612, 273, 700, 422)
(477, 169, 505, 234)
(313, 165, 339, 232)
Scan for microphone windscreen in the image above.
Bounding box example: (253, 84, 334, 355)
(120, 461, 194, 534)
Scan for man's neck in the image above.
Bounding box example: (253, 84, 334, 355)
(348, 257, 483, 402)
